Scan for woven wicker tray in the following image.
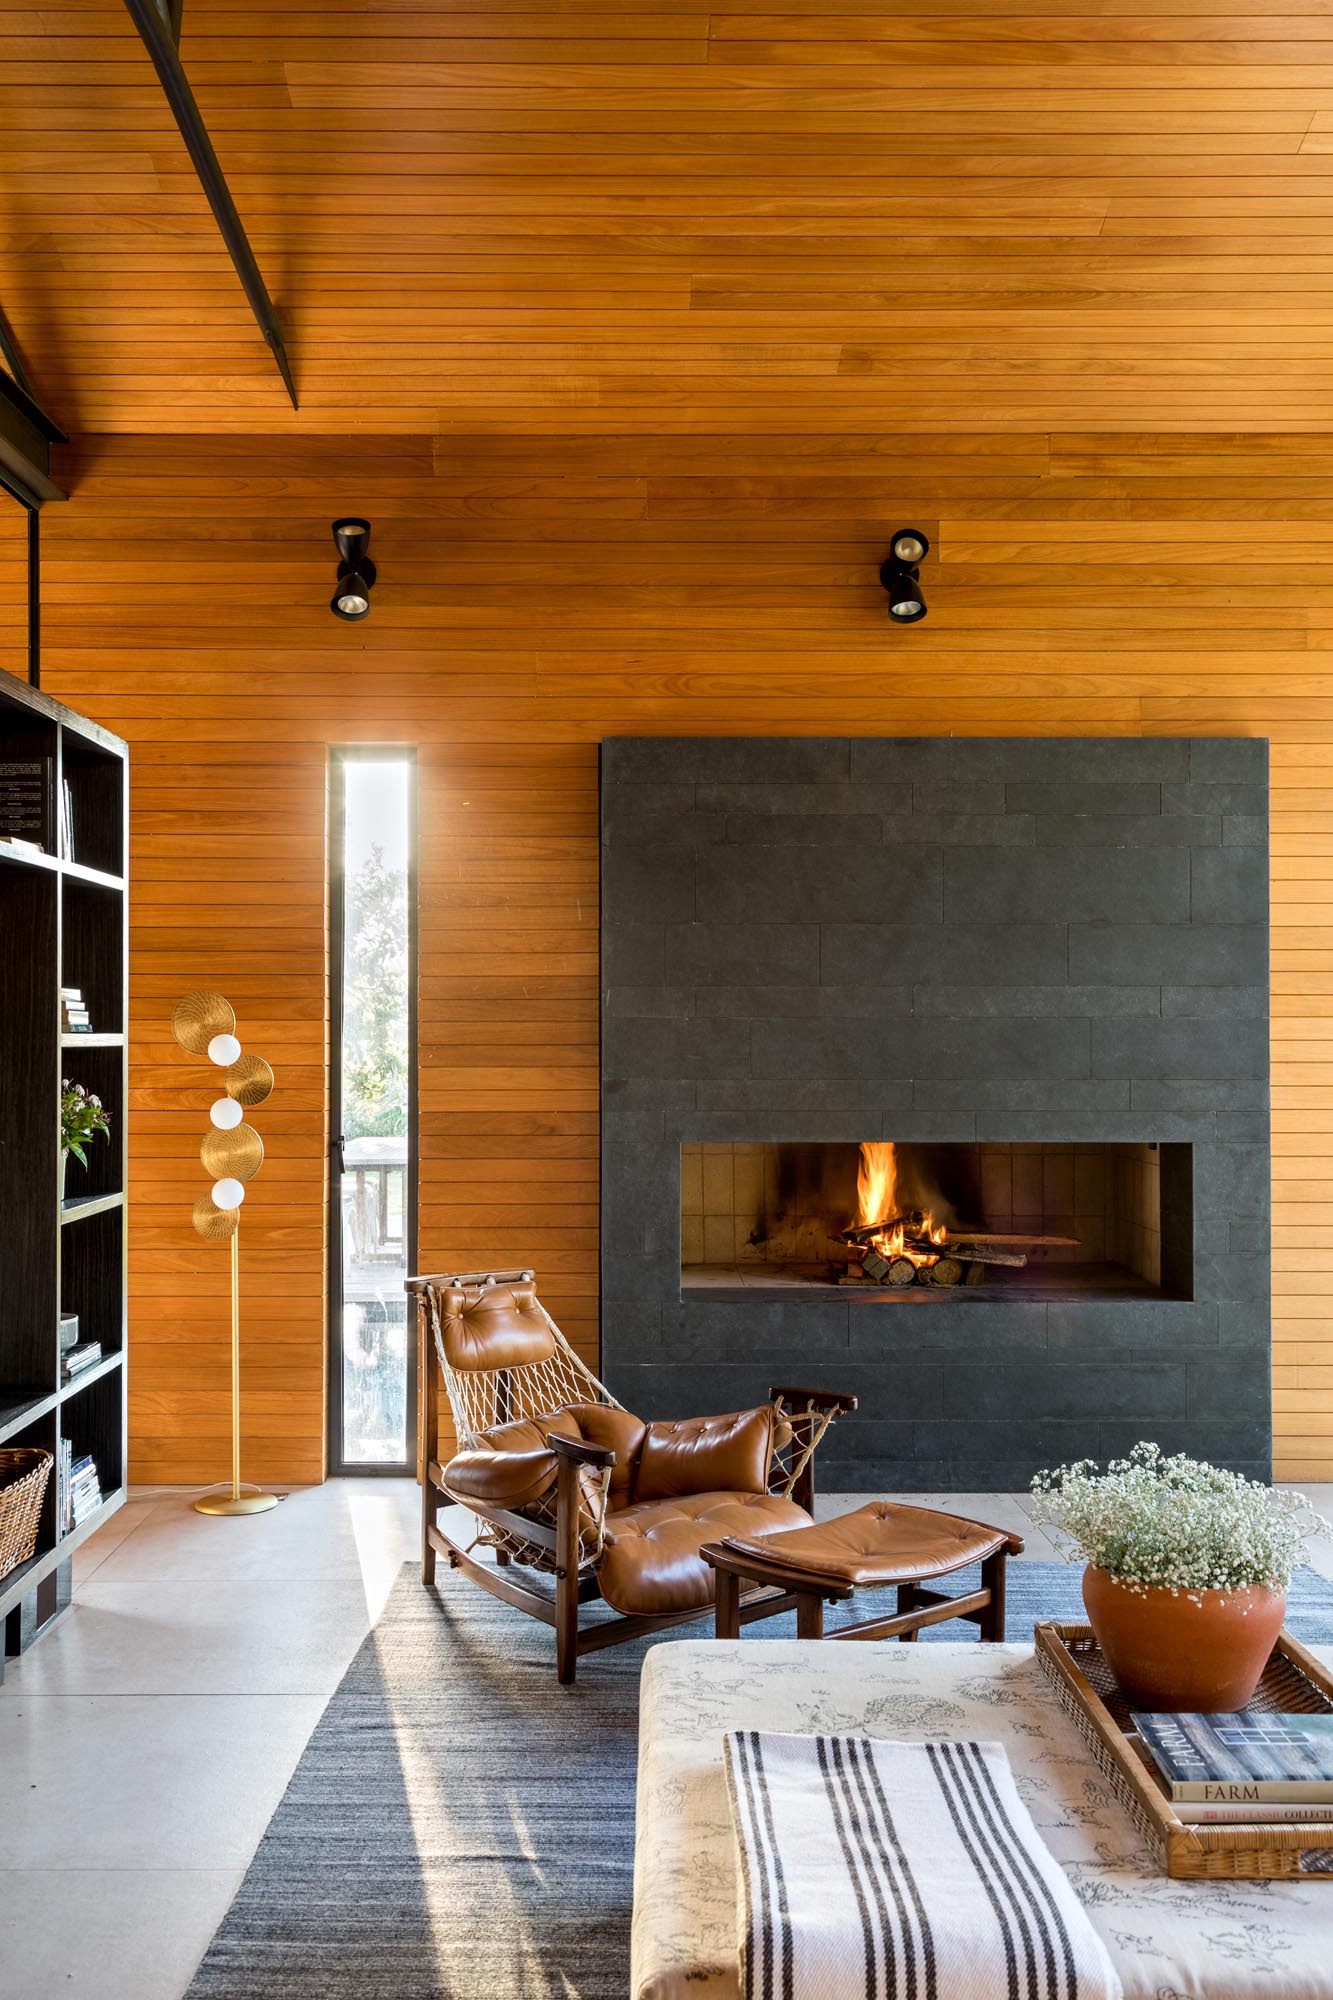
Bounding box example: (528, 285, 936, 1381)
(1035, 1620, 1333, 1881)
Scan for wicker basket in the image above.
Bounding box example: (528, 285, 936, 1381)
(1037, 1619, 1333, 1881)
(0, 1448, 53, 1581)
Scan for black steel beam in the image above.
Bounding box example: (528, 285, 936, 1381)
(0, 366, 66, 507)
(122, 0, 298, 408)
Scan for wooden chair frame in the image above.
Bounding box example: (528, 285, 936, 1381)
(408, 1268, 857, 1683)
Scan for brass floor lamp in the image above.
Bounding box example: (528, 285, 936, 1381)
(171, 990, 278, 1516)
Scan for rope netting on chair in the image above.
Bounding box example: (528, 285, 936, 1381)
(768, 1393, 839, 1502)
(424, 1286, 622, 1448)
(421, 1280, 621, 1573)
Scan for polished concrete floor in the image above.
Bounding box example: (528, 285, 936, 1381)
(2, 1477, 1331, 2000)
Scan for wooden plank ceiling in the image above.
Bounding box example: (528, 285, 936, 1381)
(4, 1, 1333, 432)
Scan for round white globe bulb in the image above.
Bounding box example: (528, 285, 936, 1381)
(212, 1177, 246, 1210)
(207, 1033, 242, 1066)
(209, 1097, 243, 1130)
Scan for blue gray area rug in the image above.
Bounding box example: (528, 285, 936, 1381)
(184, 1561, 1333, 1999)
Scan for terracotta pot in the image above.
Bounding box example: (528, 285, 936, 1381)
(1082, 1564, 1286, 1712)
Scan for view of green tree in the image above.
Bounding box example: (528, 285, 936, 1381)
(344, 842, 409, 1139)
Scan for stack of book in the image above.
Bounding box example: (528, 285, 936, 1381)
(68, 1453, 102, 1530)
(63, 1340, 103, 1383)
(56, 1437, 72, 1531)
(61, 986, 92, 1033)
(1133, 1708, 1333, 1823)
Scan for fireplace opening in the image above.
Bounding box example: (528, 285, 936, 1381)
(680, 1140, 1193, 1301)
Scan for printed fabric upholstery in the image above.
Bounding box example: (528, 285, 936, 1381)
(633, 1406, 776, 1504)
(598, 1491, 812, 1617)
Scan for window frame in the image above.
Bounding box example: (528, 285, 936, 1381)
(327, 745, 419, 1478)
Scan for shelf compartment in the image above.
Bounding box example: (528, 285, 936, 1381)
(0, 700, 56, 855)
(61, 874, 124, 1034)
(0, 1388, 58, 1446)
(59, 1367, 123, 1518)
(0, 863, 59, 1393)
(59, 731, 125, 879)
(59, 1205, 125, 1365)
(0, 1409, 58, 1604)
(59, 1042, 124, 1206)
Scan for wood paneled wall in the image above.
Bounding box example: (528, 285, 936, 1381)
(20, 428, 1333, 1484)
(7, 2, 1333, 435)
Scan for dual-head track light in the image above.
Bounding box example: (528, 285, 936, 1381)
(331, 518, 375, 621)
(879, 528, 930, 624)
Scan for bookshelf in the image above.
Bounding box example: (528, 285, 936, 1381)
(0, 673, 127, 1665)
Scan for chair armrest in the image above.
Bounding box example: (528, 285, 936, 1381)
(769, 1383, 859, 1413)
(546, 1430, 616, 1470)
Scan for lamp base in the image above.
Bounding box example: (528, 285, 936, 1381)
(192, 1485, 279, 1516)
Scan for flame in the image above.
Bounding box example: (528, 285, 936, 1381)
(857, 1140, 897, 1231)
(855, 1140, 947, 1269)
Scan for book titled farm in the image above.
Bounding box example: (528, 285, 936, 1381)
(1133, 1709, 1333, 1803)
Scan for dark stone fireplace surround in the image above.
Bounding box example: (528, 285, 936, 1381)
(599, 736, 1271, 1491)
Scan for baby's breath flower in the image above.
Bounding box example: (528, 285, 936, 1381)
(1030, 1441, 1327, 1601)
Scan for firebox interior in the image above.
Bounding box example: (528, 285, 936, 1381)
(680, 1140, 1193, 1301)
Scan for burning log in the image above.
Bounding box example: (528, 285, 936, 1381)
(928, 1257, 965, 1287)
(885, 1257, 917, 1287)
(840, 1211, 923, 1246)
(944, 1241, 1028, 1270)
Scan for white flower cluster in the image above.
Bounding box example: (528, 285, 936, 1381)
(1029, 1440, 1328, 1598)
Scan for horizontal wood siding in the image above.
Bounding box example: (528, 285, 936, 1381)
(5, 2, 1333, 433)
(15, 429, 1328, 1483)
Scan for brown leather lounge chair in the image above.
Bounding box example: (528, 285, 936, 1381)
(406, 1269, 856, 1683)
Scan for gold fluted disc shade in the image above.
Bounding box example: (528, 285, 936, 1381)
(225, 1054, 275, 1106)
(200, 1123, 264, 1182)
(192, 1193, 239, 1241)
(171, 990, 236, 1057)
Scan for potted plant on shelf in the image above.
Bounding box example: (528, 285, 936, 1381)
(1031, 1441, 1327, 1711)
(61, 1078, 111, 1200)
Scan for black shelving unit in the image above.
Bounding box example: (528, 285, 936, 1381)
(0, 674, 127, 1666)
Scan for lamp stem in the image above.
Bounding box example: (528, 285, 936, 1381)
(231, 1223, 241, 1502)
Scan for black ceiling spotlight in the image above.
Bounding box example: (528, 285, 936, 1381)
(330, 517, 376, 621)
(879, 528, 930, 624)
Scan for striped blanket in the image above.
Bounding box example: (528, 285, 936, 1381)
(723, 1732, 1123, 2000)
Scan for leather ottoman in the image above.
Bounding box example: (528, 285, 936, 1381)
(700, 1499, 1024, 1641)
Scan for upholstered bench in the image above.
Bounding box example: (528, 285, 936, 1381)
(701, 1499, 1024, 1640)
(632, 1640, 1333, 2000)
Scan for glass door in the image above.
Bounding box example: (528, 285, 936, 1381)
(329, 750, 417, 1472)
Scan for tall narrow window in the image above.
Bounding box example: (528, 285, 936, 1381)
(330, 751, 416, 1472)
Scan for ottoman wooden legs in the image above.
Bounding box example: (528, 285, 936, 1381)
(703, 1539, 1016, 1644)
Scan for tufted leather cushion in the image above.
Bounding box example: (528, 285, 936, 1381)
(436, 1278, 556, 1373)
(444, 1408, 582, 1509)
(634, 1406, 775, 1504)
(597, 1491, 811, 1617)
(720, 1499, 1021, 1587)
(443, 1401, 647, 1514)
(571, 1402, 647, 1508)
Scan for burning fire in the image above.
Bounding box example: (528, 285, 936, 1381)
(856, 1140, 947, 1268)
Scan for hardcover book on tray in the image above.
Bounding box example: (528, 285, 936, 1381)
(1133, 1709, 1333, 1804)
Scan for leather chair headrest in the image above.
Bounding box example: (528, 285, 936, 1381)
(437, 1279, 557, 1373)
